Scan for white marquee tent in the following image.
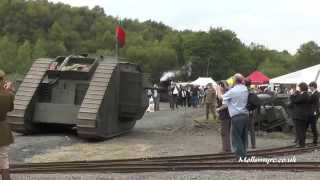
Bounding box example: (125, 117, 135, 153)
(270, 64, 320, 85)
(191, 77, 217, 87)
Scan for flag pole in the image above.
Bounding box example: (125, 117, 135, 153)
(115, 16, 125, 62)
(115, 16, 119, 61)
(115, 35, 119, 61)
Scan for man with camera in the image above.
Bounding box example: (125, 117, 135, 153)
(290, 82, 310, 148)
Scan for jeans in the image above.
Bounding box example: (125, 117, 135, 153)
(191, 96, 197, 107)
(231, 114, 249, 158)
(248, 112, 256, 148)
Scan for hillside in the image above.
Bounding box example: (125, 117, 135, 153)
(0, 0, 319, 81)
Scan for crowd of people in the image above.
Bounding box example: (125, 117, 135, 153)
(167, 83, 206, 110)
(145, 75, 257, 159)
(145, 74, 272, 159)
(161, 73, 320, 160)
(289, 82, 319, 148)
(146, 82, 213, 112)
(217, 74, 320, 159)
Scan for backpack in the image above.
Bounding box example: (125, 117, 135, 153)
(246, 92, 261, 111)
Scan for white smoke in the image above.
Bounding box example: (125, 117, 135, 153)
(160, 71, 176, 82)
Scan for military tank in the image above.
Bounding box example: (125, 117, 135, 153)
(7, 55, 148, 139)
(255, 93, 294, 132)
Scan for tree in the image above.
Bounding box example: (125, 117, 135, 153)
(257, 50, 294, 78)
(49, 22, 65, 42)
(295, 41, 320, 69)
(0, 36, 18, 73)
(147, 45, 177, 81)
(47, 41, 67, 57)
(33, 38, 47, 58)
(16, 41, 33, 73)
(248, 43, 270, 70)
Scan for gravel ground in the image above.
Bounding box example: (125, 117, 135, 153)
(10, 170, 320, 180)
(8, 103, 320, 179)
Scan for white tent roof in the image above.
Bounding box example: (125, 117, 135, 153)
(191, 77, 217, 87)
(270, 64, 320, 85)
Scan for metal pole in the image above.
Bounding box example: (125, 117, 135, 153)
(206, 57, 210, 76)
(115, 38, 119, 61)
(115, 16, 120, 62)
(315, 69, 320, 82)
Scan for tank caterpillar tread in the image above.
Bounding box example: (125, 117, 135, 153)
(76, 62, 117, 139)
(7, 58, 52, 133)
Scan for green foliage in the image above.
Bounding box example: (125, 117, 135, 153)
(33, 38, 47, 58)
(295, 41, 320, 69)
(16, 40, 33, 73)
(0, 36, 18, 73)
(0, 0, 318, 82)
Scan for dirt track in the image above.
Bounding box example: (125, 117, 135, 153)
(8, 103, 320, 179)
(10, 103, 296, 163)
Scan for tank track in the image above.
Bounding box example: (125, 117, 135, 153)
(76, 62, 117, 139)
(7, 58, 52, 133)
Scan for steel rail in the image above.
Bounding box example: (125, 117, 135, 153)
(11, 162, 320, 174)
(8, 145, 320, 174)
(12, 143, 320, 169)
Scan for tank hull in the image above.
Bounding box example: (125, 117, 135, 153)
(7, 56, 148, 139)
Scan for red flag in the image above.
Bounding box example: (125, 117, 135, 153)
(116, 25, 126, 48)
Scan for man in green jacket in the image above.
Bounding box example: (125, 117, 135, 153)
(204, 83, 217, 120)
(0, 70, 14, 180)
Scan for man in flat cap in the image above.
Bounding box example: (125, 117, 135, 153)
(0, 70, 14, 180)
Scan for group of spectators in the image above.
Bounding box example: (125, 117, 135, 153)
(289, 82, 319, 148)
(146, 84, 160, 112)
(216, 74, 319, 160)
(167, 82, 210, 110)
(147, 74, 320, 160)
(160, 75, 255, 159)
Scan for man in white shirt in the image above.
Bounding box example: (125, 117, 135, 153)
(153, 84, 160, 111)
(172, 84, 179, 110)
(222, 73, 249, 159)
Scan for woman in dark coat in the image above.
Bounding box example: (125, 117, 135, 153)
(290, 82, 310, 148)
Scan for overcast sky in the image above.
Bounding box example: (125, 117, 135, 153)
(49, 0, 320, 54)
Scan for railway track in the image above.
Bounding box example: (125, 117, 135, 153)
(12, 162, 320, 173)
(12, 143, 309, 168)
(11, 143, 320, 173)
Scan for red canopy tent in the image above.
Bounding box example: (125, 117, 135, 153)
(246, 71, 270, 85)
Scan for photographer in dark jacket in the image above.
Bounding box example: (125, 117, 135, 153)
(244, 79, 259, 149)
(307, 82, 319, 145)
(290, 82, 310, 148)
